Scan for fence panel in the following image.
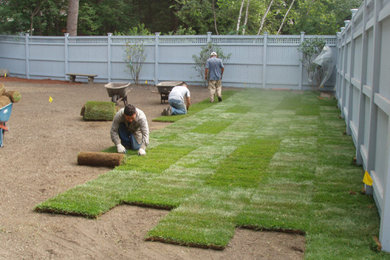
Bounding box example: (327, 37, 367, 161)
(336, 0, 390, 252)
(0, 33, 336, 89)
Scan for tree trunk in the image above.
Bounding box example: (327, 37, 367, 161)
(277, 0, 296, 34)
(257, 0, 274, 35)
(212, 0, 219, 35)
(29, 1, 45, 36)
(30, 14, 34, 35)
(236, 0, 245, 34)
(242, 0, 250, 35)
(66, 0, 79, 36)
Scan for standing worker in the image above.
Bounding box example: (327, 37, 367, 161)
(205, 51, 224, 102)
(162, 82, 191, 116)
(111, 104, 149, 155)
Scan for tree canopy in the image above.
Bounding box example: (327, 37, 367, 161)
(0, 0, 362, 36)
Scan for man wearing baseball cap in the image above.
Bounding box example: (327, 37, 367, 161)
(205, 51, 224, 102)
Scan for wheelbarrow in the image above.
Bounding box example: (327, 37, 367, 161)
(156, 81, 184, 104)
(0, 102, 13, 147)
(104, 82, 131, 106)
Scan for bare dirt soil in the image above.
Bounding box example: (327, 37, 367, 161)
(0, 78, 305, 259)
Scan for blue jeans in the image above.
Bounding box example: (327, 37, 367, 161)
(169, 99, 187, 115)
(118, 123, 141, 150)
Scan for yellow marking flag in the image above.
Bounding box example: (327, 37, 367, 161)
(49, 96, 53, 103)
(363, 171, 373, 186)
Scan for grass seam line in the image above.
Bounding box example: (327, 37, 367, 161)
(238, 225, 306, 236)
(145, 236, 225, 250)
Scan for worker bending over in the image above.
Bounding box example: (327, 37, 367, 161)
(111, 104, 149, 155)
(162, 82, 191, 116)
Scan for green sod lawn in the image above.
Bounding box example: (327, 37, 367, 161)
(35, 89, 389, 258)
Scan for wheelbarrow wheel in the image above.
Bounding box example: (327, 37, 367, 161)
(122, 95, 128, 106)
(111, 94, 119, 105)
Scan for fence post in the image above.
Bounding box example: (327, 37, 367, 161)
(340, 28, 348, 118)
(64, 33, 69, 80)
(335, 32, 341, 100)
(262, 32, 268, 89)
(107, 33, 112, 82)
(299, 31, 305, 89)
(154, 32, 160, 85)
(366, 0, 381, 195)
(368, 0, 390, 252)
(382, 121, 390, 252)
(345, 19, 352, 136)
(336, 32, 340, 101)
(207, 32, 212, 43)
(356, 6, 367, 167)
(25, 33, 30, 79)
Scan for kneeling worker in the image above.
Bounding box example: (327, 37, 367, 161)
(111, 104, 149, 155)
(162, 82, 191, 116)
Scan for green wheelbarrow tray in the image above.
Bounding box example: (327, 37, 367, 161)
(0, 102, 13, 147)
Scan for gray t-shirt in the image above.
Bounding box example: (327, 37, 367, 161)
(110, 108, 149, 149)
(206, 57, 224, 80)
(168, 85, 190, 102)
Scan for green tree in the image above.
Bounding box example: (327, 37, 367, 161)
(0, 0, 67, 35)
(281, 0, 362, 35)
(172, 0, 214, 34)
(77, 0, 138, 35)
(0, 0, 363, 36)
(76, 0, 177, 35)
(166, 25, 196, 35)
(114, 24, 152, 36)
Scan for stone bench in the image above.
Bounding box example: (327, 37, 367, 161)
(66, 73, 97, 84)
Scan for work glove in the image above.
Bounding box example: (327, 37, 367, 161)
(116, 144, 126, 153)
(138, 148, 146, 156)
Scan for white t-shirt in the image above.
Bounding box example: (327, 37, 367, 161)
(168, 85, 190, 102)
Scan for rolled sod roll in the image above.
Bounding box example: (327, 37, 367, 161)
(80, 105, 85, 116)
(77, 152, 125, 167)
(82, 101, 116, 121)
(0, 83, 5, 95)
(4, 90, 21, 103)
(0, 95, 11, 107)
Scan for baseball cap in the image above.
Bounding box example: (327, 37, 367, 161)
(210, 52, 217, 56)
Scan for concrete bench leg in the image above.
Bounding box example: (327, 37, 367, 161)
(69, 75, 76, 82)
(88, 77, 94, 84)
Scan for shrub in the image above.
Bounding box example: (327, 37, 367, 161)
(124, 40, 146, 85)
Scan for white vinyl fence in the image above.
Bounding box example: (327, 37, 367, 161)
(336, 0, 390, 252)
(0, 33, 337, 89)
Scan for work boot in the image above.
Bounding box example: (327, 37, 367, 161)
(161, 108, 168, 116)
(167, 106, 172, 115)
(218, 96, 222, 102)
